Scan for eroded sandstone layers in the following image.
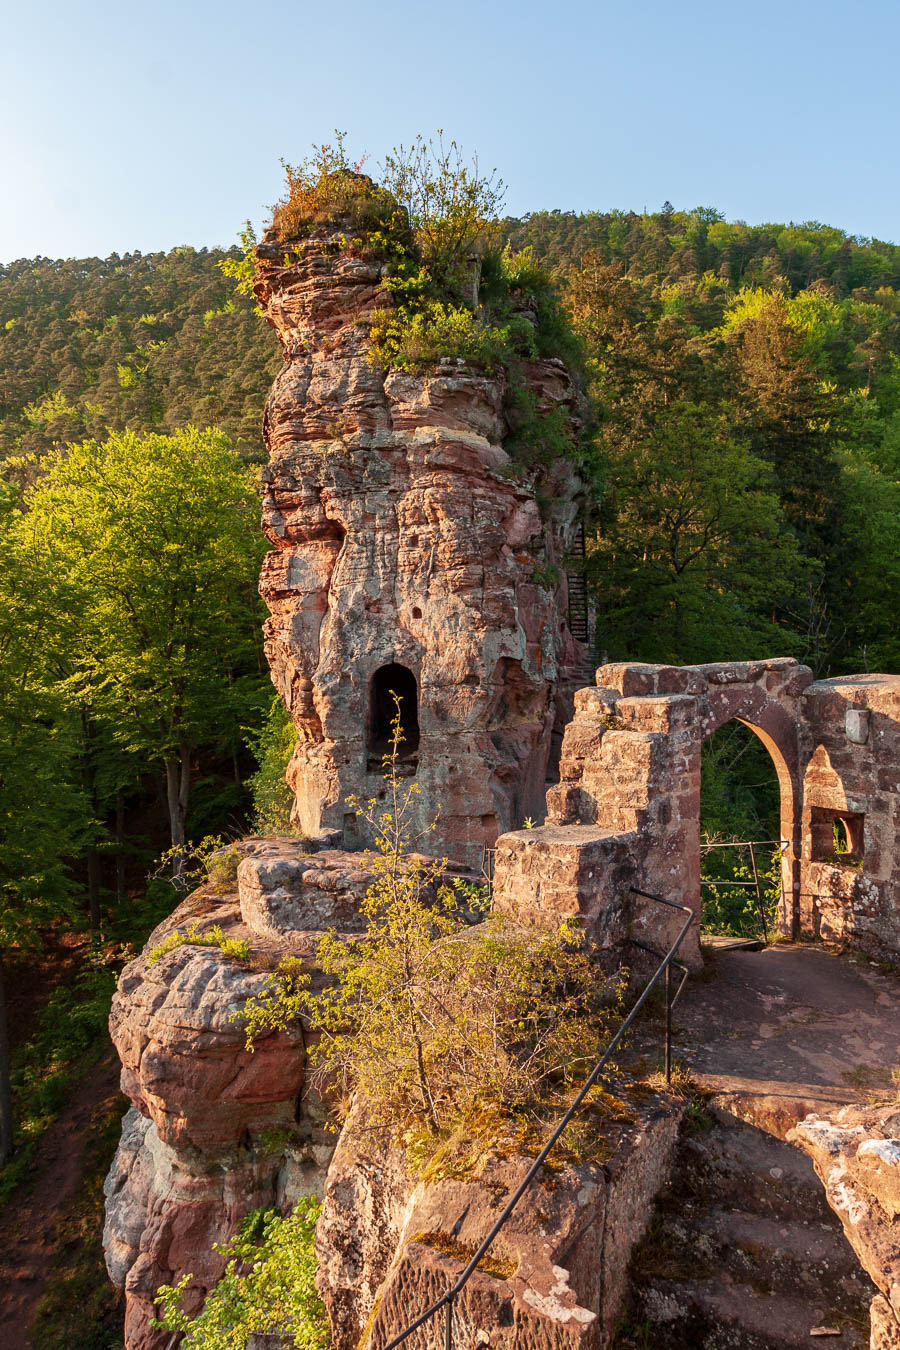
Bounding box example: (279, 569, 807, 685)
(791, 1105, 900, 1349)
(253, 189, 585, 864)
(103, 840, 373, 1350)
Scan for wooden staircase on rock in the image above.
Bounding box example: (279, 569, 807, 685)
(566, 521, 601, 686)
(614, 1105, 876, 1350)
(566, 521, 592, 639)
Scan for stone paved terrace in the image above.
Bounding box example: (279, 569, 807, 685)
(671, 941, 900, 1131)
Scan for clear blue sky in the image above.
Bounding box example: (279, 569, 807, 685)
(1, 0, 897, 262)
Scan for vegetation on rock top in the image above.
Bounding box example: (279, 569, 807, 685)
(259, 134, 585, 469)
(236, 701, 624, 1161)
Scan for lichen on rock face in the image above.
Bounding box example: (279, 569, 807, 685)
(791, 1104, 900, 1344)
(102, 841, 368, 1350)
(253, 192, 587, 865)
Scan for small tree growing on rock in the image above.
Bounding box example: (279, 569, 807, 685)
(380, 131, 505, 298)
(154, 1198, 329, 1350)
(238, 696, 621, 1145)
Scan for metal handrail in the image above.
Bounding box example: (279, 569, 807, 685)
(627, 934, 689, 1083)
(699, 838, 784, 943)
(479, 845, 495, 892)
(381, 886, 694, 1350)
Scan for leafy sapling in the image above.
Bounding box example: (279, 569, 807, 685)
(235, 693, 622, 1157)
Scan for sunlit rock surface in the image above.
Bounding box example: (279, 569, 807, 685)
(252, 200, 587, 866)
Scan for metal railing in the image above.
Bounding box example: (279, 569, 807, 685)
(699, 838, 785, 943)
(626, 887, 691, 1083)
(381, 886, 694, 1350)
(479, 845, 495, 895)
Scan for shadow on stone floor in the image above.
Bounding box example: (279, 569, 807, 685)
(671, 942, 900, 1128)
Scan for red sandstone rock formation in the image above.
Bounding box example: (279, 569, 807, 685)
(103, 177, 900, 1350)
(104, 832, 679, 1350)
(253, 197, 585, 866)
(103, 840, 372, 1350)
(315, 1093, 683, 1350)
(791, 1105, 900, 1349)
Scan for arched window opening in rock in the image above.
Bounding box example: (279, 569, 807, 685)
(700, 720, 784, 942)
(367, 663, 420, 774)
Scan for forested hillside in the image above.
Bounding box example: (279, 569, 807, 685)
(506, 207, 900, 678)
(2, 203, 900, 1066)
(0, 246, 280, 469)
(508, 207, 900, 294)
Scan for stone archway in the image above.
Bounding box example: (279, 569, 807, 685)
(696, 678, 804, 938)
(542, 659, 812, 967)
(699, 711, 800, 938)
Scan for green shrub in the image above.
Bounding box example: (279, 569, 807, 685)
(245, 696, 299, 834)
(151, 834, 243, 896)
(269, 132, 411, 261)
(235, 699, 622, 1148)
(506, 382, 579, 469)
(380, 132, 505, 299)
(153, 1199, 329, 1350)
(368, 299, 532, 374)
(218, 221, 260, 300)
(147, 923, 249, 966)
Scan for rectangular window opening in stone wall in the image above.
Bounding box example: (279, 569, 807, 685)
(810, 806, 865, 869)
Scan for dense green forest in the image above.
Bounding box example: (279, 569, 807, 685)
(508, 207, 900, 294)
(0, 246, 279, 469)
(511, 207, 900, 676)
(3, 209, 899, 675)
(2, 182, 900, 1181)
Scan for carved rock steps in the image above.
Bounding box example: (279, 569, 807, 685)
(619, 1109, 875, 1350)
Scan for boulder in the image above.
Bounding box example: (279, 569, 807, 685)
(790, 1105, 900, 1344)
(316, 1090, 683, 1349)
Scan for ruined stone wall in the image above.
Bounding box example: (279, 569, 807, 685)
(493, 660, 900, 967)
(799, 675, 900, 959)
(253, 210, 585, 866)
(495, 659, 812, 969)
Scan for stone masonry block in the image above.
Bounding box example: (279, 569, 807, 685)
(846, 707, 871, 744)
(614, 694, 698, 734)
(574, 685, 619, 717)
(559, 722, 607, 767)
(492, 824, 639, 948)
(595, 663, 660, 697)
(545, 782, 596, 825)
